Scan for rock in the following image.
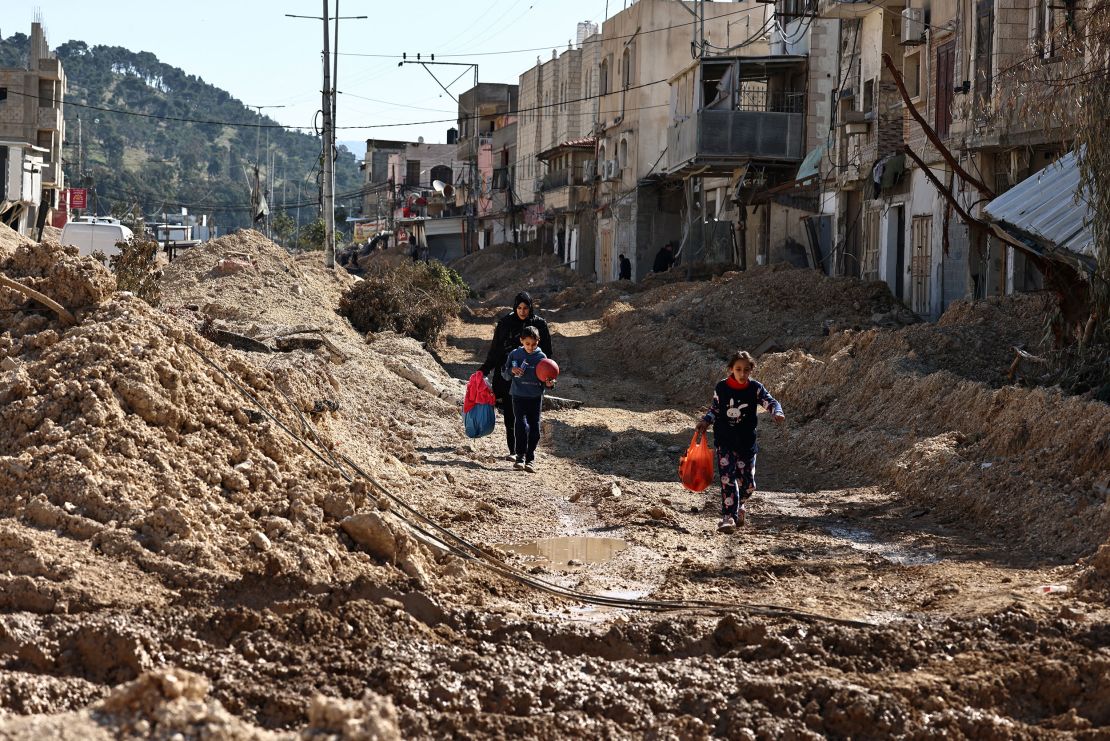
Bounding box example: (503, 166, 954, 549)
(306, 691, 401, 740)
(608, 483, 622, 498)
(647, 506, 668, 520)
(713, 614, 768, 648)
(341, 512, 400, 562)
(250, 531, 271, 551)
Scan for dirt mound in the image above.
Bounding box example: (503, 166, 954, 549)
(761, 326, 1110, 559)
(595, 265, 914, 405)
(0, 667, 401, 739)
(0, 222, 35, 260)
(0, 239, 116, 320)
(452, 247, 585, 308)
(161, 230, 357, 327)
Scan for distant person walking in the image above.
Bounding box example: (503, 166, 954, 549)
(695, 350, 785, 533)
(479, 291, 554, 460)
(653, 242, 676, 273)
(618, 254, 632, 281)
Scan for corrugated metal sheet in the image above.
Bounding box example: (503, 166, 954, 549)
(983, 150, 1094, 259)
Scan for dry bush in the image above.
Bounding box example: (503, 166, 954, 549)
(107, 239, 161, 306)
(338, 261, 468, 344)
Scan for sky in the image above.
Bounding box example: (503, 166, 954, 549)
(8, 0, 615, 153)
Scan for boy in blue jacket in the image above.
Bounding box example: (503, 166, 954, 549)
(502, 326, 554, 472)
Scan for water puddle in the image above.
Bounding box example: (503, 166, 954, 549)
(826, 526, 940, 566)
(501, 536, 628, 567)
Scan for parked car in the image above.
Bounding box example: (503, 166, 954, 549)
(60, 217, 134, 259)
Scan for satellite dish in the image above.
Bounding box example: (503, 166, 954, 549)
(433, 180, 454, 198)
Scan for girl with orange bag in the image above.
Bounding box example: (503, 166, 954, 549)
(695, 350, 785, 533)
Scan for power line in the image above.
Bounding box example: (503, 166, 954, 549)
(333, 4, 769, 59)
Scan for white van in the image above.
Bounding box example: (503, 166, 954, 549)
(60, 217, 134, 259)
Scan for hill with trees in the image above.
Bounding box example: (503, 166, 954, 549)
(0, 31, 365, 234)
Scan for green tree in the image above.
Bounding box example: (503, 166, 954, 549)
(272, 212, 296, 246)
(299, 218, 326, 252)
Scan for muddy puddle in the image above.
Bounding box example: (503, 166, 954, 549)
(501, 536, 628, 567)
(826, 525, 940, 565)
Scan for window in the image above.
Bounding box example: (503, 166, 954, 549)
(904, 52, 921, 99)
(935, 41, 955, 138)
(618, 139, 628, 172)
(622, 47, 632, 89)
(600, 58, 610, 95)
(862, 78, 875, 113)
(911, 215, 932, 315)
(975, 0, 994, 104)
(406, 159, 421, 187)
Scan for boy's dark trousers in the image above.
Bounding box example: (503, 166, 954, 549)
(512, 395, 542, 462)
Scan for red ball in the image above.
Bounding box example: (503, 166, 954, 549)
(535, 358, 560, 382)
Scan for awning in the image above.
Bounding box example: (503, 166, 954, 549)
(795, 144, 825, 182)
(983, 150, 1095, 273)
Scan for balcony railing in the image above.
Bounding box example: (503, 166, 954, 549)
(541, 166, 592, 191)
(667, 108, 805, 174)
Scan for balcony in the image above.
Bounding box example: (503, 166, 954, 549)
(667, 55, 807, 176)
(38, 161, 62, 187)
(667, 106, 805, 176)
(37, 58, 62, 81)
(38, 105, 63, 132)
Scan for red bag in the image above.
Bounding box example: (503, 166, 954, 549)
(463, 371, 497, 413)
(679, 430, 714, 493)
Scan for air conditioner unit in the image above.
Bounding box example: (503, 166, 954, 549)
(901, 7, 925, 45)
(582, 159, 596, 181)
(605, 159, 621, 180)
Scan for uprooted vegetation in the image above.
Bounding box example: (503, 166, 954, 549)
(338, 260, 469, 344)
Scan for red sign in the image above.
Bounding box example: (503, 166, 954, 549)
(69, 188, 88, 209)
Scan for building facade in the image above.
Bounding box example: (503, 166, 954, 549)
(0, 22, 66, 236)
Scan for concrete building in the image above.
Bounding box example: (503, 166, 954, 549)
(592, 0, 769, 282)
(0, 22, 66, 236)
(513, 24, 601, 272)
(358, 136, 459, 250)
(809, 0, 1078, 319)
(457, 83, 518, 253)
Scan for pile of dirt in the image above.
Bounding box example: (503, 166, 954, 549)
(452, 246, 586, 308)
(760, 323, 1110, 560)
(0, 222, 35, 259)
(594, 264, 916, 406)
(0, 667, 401, 739)
(0, 238, 116, 320)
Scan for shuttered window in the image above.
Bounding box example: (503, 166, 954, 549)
(935, 41, 955, 138)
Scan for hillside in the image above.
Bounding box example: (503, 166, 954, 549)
(0, 32, 364, 231)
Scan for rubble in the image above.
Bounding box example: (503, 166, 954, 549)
(0, 233, 1108, 737)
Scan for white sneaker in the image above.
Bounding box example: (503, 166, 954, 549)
(506, 453, 519, 462)
(524, 461, 537, 473)
(717, 516, 737, 534)
(513, 458, 525, 470)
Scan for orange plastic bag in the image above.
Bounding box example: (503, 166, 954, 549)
(679, 430, 714, 493)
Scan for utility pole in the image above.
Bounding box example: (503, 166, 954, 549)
(321, 0, 335, 266)
(287, 4, 366, 267)
(398, 58, 479, 253)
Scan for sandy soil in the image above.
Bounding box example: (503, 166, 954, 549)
(1, 234, 1108, 738)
